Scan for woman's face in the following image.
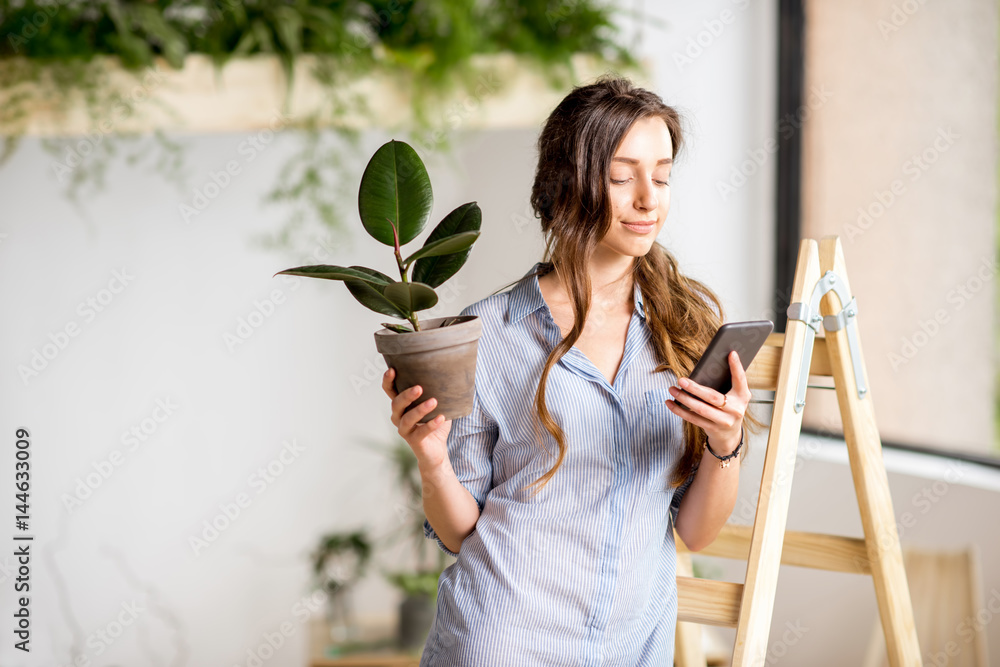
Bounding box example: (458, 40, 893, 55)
(597, 115, 673, 260)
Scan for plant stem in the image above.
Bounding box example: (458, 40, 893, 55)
(394, 245, 407, 282)
(391, 225, 421, 332)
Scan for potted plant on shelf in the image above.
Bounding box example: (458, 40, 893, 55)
(310, 528, 373, 647)
(275, 138, 483, 424)
(386, 570, 442, 651)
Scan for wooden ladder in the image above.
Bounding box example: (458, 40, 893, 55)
(673, 236, 922, 666)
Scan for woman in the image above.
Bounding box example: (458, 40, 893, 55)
(382, 75, 764, 665)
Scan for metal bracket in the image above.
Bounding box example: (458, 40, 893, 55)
(785, 270, 868, 413)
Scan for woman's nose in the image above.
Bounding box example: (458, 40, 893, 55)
(636, 180, 658, 210)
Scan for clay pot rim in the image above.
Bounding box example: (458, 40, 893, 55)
(373, 314, 479, 336)
(373, 315, 482, 355)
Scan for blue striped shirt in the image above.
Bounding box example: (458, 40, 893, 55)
(422, 261, 697, 666)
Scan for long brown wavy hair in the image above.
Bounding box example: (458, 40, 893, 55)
(494, 75, 766, 497)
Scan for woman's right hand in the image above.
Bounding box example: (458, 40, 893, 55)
(382, 367, 452, 471)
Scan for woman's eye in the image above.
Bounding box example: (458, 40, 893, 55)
(610, 177, 670, 186)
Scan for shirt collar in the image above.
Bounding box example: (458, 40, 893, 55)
(634, 279, 646, 319)
(506, 262, 646, 325)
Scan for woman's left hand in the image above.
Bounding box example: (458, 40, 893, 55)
(665, 350, 749, 455)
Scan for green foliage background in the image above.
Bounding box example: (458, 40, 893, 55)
(0, 0, 632, 77)
(0, 0, 640, 249)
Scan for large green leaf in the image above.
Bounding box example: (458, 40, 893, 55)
(358, 140, 433, 247)
(344, 267, 408, 319)
(402, 230, 480, 267)
(383, 281, 438, 312)
(346, 266, 395, 284)
(411, 202, 482, 288)
(273, 264, 388, 284)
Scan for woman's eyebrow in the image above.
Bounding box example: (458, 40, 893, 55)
(611, 157, 673, 165)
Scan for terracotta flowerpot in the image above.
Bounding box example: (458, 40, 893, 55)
(374, 315, 482, 424)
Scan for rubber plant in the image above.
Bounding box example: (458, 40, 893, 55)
(274, 138, 481, 333)
(274, 138, 484, 424)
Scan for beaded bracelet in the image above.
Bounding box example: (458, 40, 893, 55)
(705, 425, 744, 469)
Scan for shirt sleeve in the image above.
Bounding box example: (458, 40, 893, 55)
(668, 462, 699, 531)
(423, 380, 499, 557)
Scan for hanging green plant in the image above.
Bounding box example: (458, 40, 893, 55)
(0, 0, 642, 249)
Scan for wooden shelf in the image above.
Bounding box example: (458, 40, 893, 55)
(310, 653, 420, 667)
(0, 53, 650, 137)
(307, 612, 425, 667)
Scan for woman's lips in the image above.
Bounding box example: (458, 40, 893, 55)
(622, 221, 655, 233)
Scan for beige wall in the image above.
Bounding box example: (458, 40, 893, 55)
(800, 0, 998, 455)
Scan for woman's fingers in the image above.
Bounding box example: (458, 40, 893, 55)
(665, 395, 713, 430)
(669, 385, 721, 422)
(382, 367, 398, 399)
(676, 375, 727, 410)
(400, 394, 439, 433)
(671, 352, 741, 422)
(729, 350, 751, 401)
(384, 368, 447, 447)
(669, 351, 750, 435)
(390, 383, 422, 427)
(410, 410, 446, 439)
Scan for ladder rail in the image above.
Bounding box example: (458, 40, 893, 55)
(818, 237, 921, 666)
(728, 238, 821, 664)
(673, 236, 922, 667)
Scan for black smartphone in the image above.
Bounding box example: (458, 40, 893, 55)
(675, 320, 774, 407)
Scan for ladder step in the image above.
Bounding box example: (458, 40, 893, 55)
(676, 577, 743, 627)
(678, 523, 872, 575)
(747, 333, 833, 390)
